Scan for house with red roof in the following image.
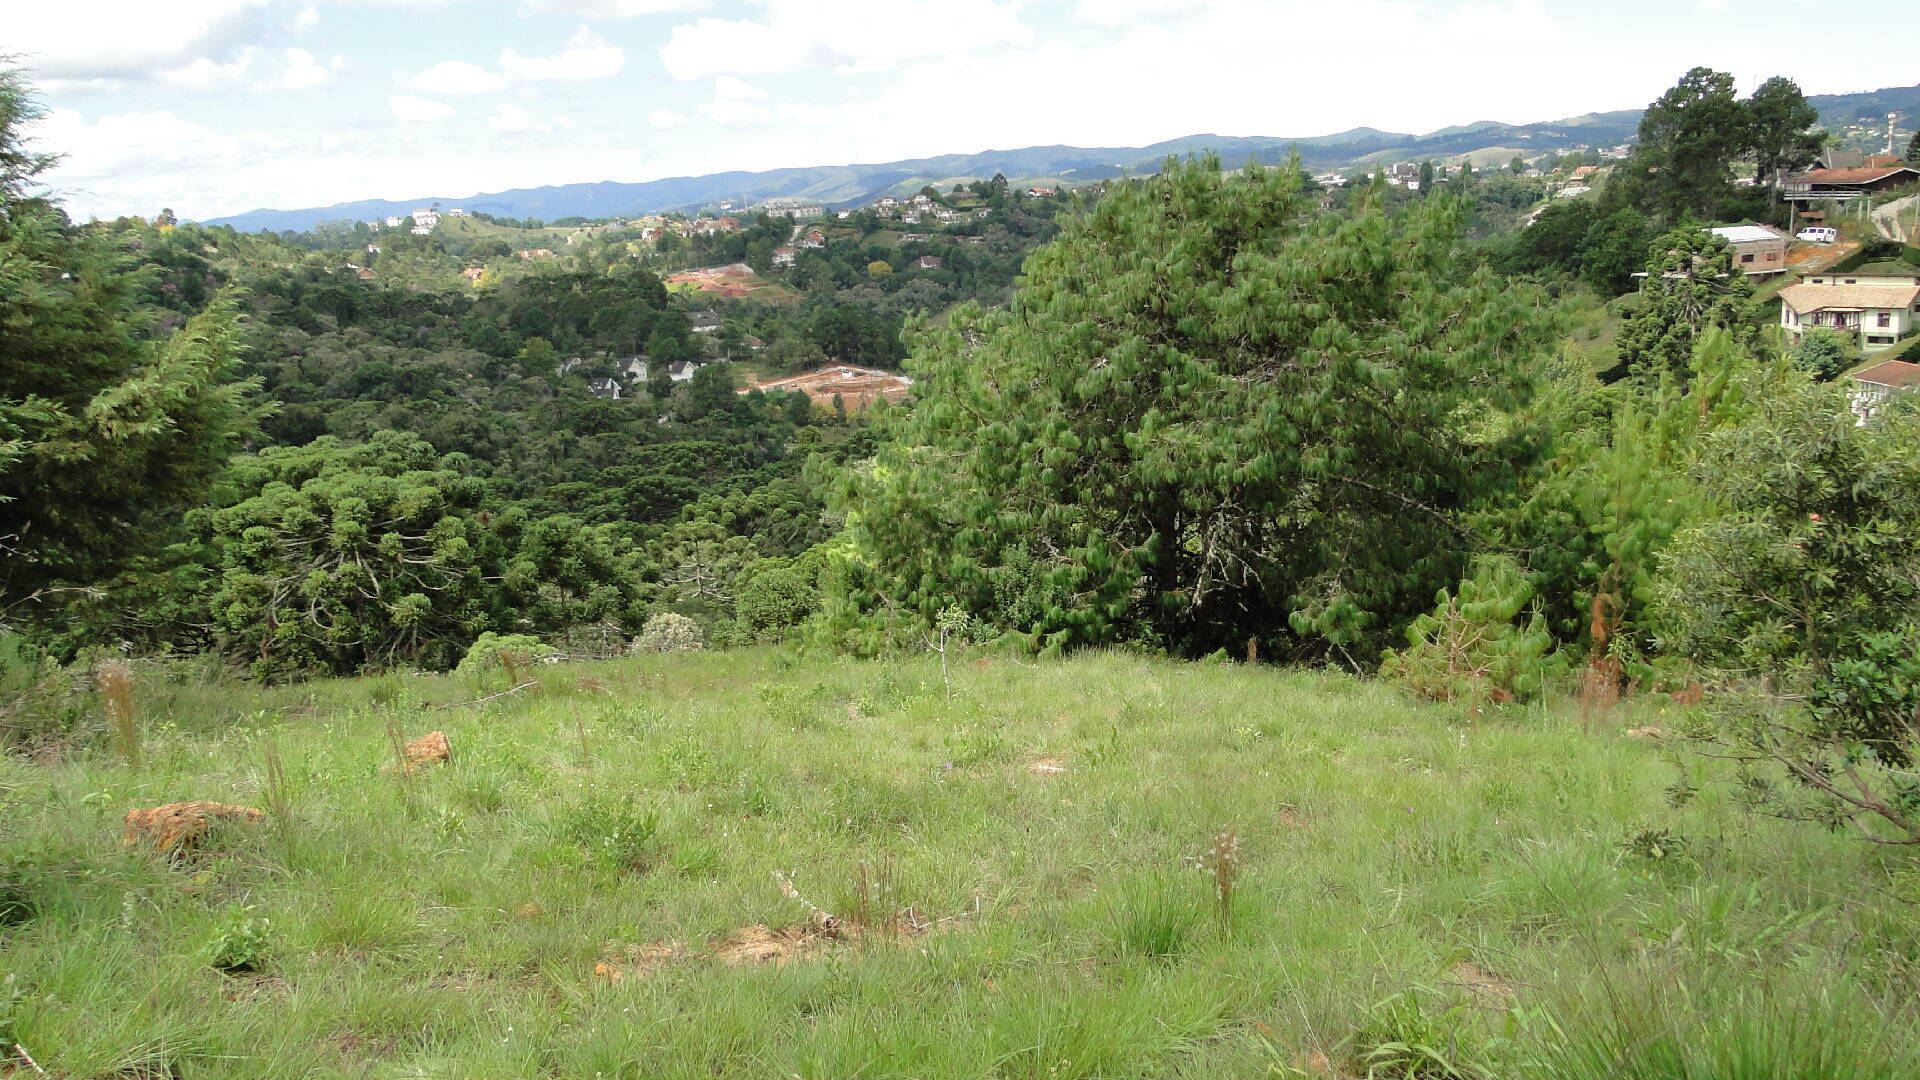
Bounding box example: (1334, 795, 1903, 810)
(1848, 359, 1920, 422)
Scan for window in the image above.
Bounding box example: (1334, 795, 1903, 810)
(1879, 312, 1892, 328)
(1741, 253, 1754, 263)
(1845, 279, 1857, 284)
(1868, 335, 1895, 345)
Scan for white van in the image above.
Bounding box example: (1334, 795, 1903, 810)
(1796, 227, 1839, 244)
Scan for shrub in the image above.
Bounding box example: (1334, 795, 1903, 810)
(454, 632, 554, 678)
(630, 613, 704, 654)
(1788, 328, 1853, 381)
(1380, 556, 1558, 710)
(735, 565, 818, 637)
(558, 791, 662, 873)
(1655, 369, 1920, 842)
(201, 903, 272, 973)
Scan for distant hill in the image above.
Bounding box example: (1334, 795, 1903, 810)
(204, 82, 1919, 233)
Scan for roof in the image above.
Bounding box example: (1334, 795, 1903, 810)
(1851, 360, 1920, 389)
(1778, 282, 1920, 312)
(1708, 224, 1787, 244)
(1795, 166, 1920, 185)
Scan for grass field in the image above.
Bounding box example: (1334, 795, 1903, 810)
(4, 649, 1919, 1078)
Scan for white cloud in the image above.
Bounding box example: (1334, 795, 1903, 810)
(37, 106, 291, 215)
(274, 48, 335, 90)
(521, 0, 708, 15)
(698, 98, 773, 127)
(157, 46, 338, 92)
(11, 0, 270, 80)
(500, 27, 626, 82)
(648, 109, 687, 128)
(488, 103, 543, 132)
(713, 75, 766, 100)
(294, 4, 320, 30)
(390, 95, 456, 122)
(660, 0, 1031, 80)
(409, 60, 510, 95)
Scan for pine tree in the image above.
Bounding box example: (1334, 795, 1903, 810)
(1611, 67, 1747, 223)
(822, 157, 1557, 661)
(1744, 76, 1823, 193)
(0, 65, 263, 617)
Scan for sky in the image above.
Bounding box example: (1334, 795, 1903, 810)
(11, 0, 1920, 222)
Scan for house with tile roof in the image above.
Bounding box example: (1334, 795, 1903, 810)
(1778, 265, 1920, 354)
(1781, 165, 1920, 203)
(1848, 359, 1920, 422)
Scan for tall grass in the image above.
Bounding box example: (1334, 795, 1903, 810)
(97, 660, 138, 767)
(0, 649, 1915, 1078)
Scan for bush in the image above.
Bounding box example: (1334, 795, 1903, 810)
(735, 565, 818, 637)
(630, 613, 704, 654)
(201, 904, 272, 973)
(1380, 556, 1558, 710)
(558, 791, 662, 873)
(1655, 368, 1920, 842)
(1788, 328, 1854, 381)
(454, 632, 554, 678)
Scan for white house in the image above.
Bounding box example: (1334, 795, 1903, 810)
(1847, 359, 1920, 422)
(587, 377, 622, 400)
(771, 246, 796, 268)
(1706, 224, 1790, 278)
(1778, 264, 1920, 353)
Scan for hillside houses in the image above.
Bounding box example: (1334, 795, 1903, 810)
(1778, 263, 1920, 354)
(1848, 359, 1920, 422)
(1707, 224, 1790, 278)
(1782, 164, 1920, 206)
(771, 246, 796, 268)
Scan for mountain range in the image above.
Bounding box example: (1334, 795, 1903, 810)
(205, 82, 1920, 234)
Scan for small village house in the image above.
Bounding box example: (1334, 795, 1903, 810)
(687, 310, 722, 334)
(1847, 359, 1920, 422)
(1781, 164, 1920, 207)
(1707, 224, 1790, 278)
(1778, 263, 1920, 354)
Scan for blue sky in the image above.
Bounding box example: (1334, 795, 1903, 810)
(13, 0, 1920, 221)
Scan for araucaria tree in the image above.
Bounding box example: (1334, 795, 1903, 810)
(822, 156, 1557, 660)
(1615, 228, 1757, 381)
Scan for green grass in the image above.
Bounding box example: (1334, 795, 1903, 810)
(4, 649, 1919, 1078)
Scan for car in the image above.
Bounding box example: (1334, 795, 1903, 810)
(1796, 227, 1839, 244)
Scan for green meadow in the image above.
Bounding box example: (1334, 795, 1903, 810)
(4, 649, 1918, 1079)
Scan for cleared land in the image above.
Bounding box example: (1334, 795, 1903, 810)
(3, 651, 1917, 1078)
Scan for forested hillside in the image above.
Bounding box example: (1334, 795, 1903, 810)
(10, 54, 1920, 1080)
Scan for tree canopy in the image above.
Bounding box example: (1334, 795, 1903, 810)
(822, 157, 1557, 661)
